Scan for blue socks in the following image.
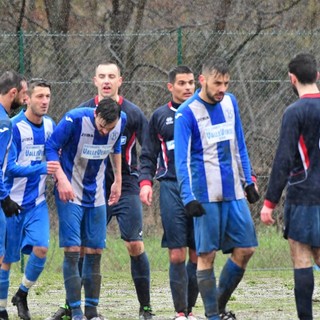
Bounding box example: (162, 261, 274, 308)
(0, 269, 10, 303)
(218, 258, 244, 313)
(82, 254, 102, 319)
(130, 252, 150, 307)
(186, 260, 199, 313)
(169, 261, 187, 313)
(294, 267, 313, 320)
(197, 268, 219, 319)
(63, 252, 82, 316)
(20, 252, 46, 292)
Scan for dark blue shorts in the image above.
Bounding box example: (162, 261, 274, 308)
(107, 194, 143, 242)
(284, 203, 320, 247)
(160, 180, 195, 249)
(55, 195, 107, 249)
(195, 199, 258, 255)
(4, 200, 49, 263)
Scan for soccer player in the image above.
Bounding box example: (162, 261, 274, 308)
(260, 52, 320, 320)
(174, 57, 258, 320)
(82, 62, 153, 320)
(47, 62, 152, 320)
(0, 78, 60, 320)
(139, 65, 199, 320)
(46, 97, 126, 320)
(0, 70, 27, 269)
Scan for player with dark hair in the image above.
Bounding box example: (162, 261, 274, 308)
(84, 62, 153, 320)
(139, 65, 199, 320)
(46, 62, 152, 320)
(45, 97, 126, 320)
(174, 57, 258, 320)
(261, 52, 320, 320)
(0, 78, 60, 320)
(0, 70, 27, 269)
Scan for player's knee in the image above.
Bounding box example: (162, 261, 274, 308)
(126, 240, 144, 256)
(169, 248, 187, 264)
(33, 246, 48, 258)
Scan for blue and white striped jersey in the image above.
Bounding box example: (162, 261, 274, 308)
(0, 104, 13, 200)
(46, 107, 127, 207)
(174, 89, 253, 205)
(5, 109, 55, 210)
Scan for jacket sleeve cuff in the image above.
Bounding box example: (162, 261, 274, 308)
(264, 199, 277, 209)
(139, 180, 152, 188)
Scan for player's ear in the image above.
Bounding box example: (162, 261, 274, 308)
(288, 72, 296, 85)
(198, 74, 205, 86)
(167, 82, 173, 92)
(317, 71, 320, 81)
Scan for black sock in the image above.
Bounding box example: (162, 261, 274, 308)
(294, 267, 313, 320)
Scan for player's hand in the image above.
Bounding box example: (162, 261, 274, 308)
(185, 200, 206, 217)
(260, 205, 275, 225)
(56, 176, 75, 202)
(140, 185, 153, 206)
(1, 195, 23, 217)
(46, 161, 60, 175)
(245, 183, 260, 203)
(108, 181, 121, 206)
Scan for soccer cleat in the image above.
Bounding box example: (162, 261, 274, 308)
(0, 309, 8, 320)
(220, 311, 237, 320)
(45, 304, 72, 320)
(139, 305, 154, 320)
(12, 293, 31, 320)
(187, 312, 197, 320)
(174, 312, 187, 320)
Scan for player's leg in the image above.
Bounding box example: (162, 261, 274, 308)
(12, 201, 50, 320)
(0, 210, 25, 320)
(218, 199, 257, 319)
(82, 205, 106, 320)
(186, 248, 198, 320)
(0, 209, 5, 267)
(56, 197, 84, 320)
(114, 195, 153, 319)
(289, 239, 313, 320)
(160, 180, 192, 319)
(194, 202, 221, 320)
(0, 263, 11, 320)
(285, 204, 320, 320)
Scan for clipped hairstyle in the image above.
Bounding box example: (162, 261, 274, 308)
(96, 97, 121, 123)
(168, 65, 193, 83)
(95, 61, 121, 75)
(0, 70, 26, 95)
(202, 56, 229, 76)
(288, 53, 318, 84)
(28, 78, 51, 95)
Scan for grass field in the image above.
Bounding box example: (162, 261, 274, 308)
(4, 227, 320, 319)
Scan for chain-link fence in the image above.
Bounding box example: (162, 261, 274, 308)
(1, 29, 319, 269)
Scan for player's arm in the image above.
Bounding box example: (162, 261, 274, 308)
(107, 113, 126, 206)
(232, 95, 253, 185)
(108, 152, 122, 206)
(139, 114, 160, 206)
(0, 119, 12, 199)
(174, 108, 194, 206)
(45, 113, 76, 202)
(5, 141, 60, 177)
(261, 109, 299, 224)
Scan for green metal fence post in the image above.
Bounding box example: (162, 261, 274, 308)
(177, 27, 182, 65)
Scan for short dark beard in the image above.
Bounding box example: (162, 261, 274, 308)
(10, 100, 22, 110)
